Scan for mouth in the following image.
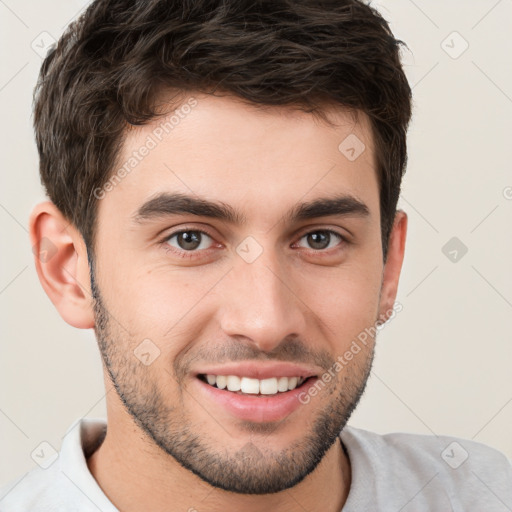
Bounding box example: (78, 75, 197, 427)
(197, 373, 316, 396)
(192, 362, 321, 422)
(194, 371, 319, 423)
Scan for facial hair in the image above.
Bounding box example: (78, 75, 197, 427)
(89, 260, 376, 494)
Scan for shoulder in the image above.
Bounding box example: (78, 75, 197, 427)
(0, 458, 110, 512)
(340, 425, 512, 511)
(342, 424, 511, 467)
(0, 418, 114, 512)
(0, 464, 74, 511)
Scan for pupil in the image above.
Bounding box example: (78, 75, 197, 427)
(178, 231, 201, 250)
(308, 231, 329, 250)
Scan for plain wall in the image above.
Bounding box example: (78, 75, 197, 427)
(1, 0, 511, 487)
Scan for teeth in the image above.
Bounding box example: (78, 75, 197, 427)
(226, 375, 241, 392)
(204, 374, 307, 395)
(277, 376, 289, 392)
(287, 377, 298, 390)
(260, 378, 278, 395)
(241, 377, 260, 394)
(216, 375, 227, 389)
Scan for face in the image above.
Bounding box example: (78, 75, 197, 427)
(90, 92, 390, 494)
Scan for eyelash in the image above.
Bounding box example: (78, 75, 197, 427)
(160, 226, 349, 260)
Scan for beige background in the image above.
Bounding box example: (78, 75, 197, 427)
(1, 0, 511, 487)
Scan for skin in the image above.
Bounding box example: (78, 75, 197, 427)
(29, 92, 407, 512)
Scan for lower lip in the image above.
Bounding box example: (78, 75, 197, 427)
(194, 376, 318, 423)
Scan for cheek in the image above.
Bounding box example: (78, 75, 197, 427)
(298, 263, 382, 342)
(101, 263, 222, 350)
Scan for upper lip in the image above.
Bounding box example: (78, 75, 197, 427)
(194, 362, 320, 380)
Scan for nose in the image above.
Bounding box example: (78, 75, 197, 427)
(218, 247, 307, 353)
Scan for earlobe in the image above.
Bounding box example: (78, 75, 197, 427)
(29, 201, 95, 329)
(378, 210, 407, 323)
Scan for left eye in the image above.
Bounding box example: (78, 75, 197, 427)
(296, 230, 344, 251)
(165, 230, 214, 252)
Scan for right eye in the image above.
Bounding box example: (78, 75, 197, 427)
(162, 229, 218, 259)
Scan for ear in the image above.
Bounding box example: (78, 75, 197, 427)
(29, 201, 95, 329)
(378, 210, 407, 323)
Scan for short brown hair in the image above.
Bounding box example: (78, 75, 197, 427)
(33, 0, 412, 261)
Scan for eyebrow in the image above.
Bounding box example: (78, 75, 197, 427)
(132, 192, 370, 226)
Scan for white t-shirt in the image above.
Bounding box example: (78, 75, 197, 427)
(1, 417, 511, 511)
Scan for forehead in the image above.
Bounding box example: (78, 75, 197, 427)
(98, 92, 379, 229)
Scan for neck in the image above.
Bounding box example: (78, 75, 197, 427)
(87, 418, 351, 512)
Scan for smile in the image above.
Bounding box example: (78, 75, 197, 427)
(198, 374, 310, 395)
(194, 372, 319, 422)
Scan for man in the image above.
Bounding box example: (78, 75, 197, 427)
(1, 0, 511, 510)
